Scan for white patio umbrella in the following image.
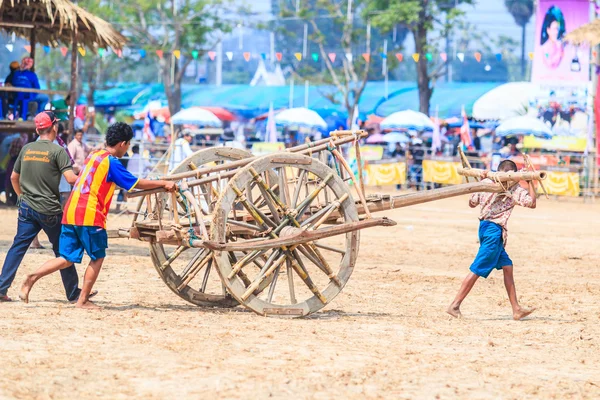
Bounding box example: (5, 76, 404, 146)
(171, 107, 223, 127)
(380, 110, 434, 131)
(275, 107, 327, 129)
(496, 116, 553, 139)
(382, 132, 411, 143)
(472, 82, 542, 121)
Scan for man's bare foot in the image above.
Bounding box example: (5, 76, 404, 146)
(513, 307, 536, 321)
(19, 275, 36, 303)
(446, 304, 462, 318)
(75, 300, 101, 310)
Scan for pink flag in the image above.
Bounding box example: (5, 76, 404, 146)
(459, 106, 472, 148)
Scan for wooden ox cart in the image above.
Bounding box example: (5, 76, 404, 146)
(115, 131, 546, 318)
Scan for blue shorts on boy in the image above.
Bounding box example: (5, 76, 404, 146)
(59, 225, 108, 263)
(470, 220, 513, 278)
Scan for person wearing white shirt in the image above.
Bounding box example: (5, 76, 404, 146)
(127, 145, 151, 178)
(170, 131, 194, 171)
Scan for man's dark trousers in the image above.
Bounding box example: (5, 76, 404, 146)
(0, 200, 80, 300)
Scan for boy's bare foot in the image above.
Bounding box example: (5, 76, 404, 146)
(19, 275, 36, 303)
(513, 307, 536, 321)
(75, 300, 101, 310)
(446, 304, 462, 318)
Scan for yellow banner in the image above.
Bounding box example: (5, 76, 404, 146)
(523, 136, 587, 152)
(543, 171, 580, 197)
(422, 160, 463, 185)
(251, 142, 285, 156)
(348, 145, 385, 161)
(365, 162, 406, 186)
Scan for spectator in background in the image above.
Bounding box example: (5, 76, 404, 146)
(11, 57, 48, 114)
(67, 128, 91, 174)
(501, 138, 521, 158)
(4, 135, 26, 206)
(407, 137, 425, 191)
(390, 142, 405, 158)
(170, 131, 193, 171)
(126, 145, 151, 178)
(50, 94, 71, 121)
(73, 105, 96, 134)
(1, 61, 20, 115)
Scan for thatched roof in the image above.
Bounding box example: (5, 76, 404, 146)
(0, 0, 126, 51)
(564, 19, 600, 46)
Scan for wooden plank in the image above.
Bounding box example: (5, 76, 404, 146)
(199, 217, 396, 252)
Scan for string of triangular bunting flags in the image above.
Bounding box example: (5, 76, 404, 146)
(4, 43, 543, 63)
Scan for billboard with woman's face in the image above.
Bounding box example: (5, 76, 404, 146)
(531, 0, 590, 85)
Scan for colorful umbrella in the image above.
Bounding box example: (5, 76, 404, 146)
(171, 108, 223, 127)
(383, 132, 411, 143)
(496, 116, 553, 139)
(380, 110, 434, 132)
(366, 132, 386, 143)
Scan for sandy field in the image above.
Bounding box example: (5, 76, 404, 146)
(0, 194, 599, 399)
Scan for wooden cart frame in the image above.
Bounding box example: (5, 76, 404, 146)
(116, 130, 546, 318)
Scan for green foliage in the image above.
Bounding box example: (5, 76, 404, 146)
(365, 0, 474, 113)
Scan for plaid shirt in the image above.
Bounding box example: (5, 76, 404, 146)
(469, 178, 534, 246)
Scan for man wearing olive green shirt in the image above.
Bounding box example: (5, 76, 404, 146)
(0, 111, 83, 302)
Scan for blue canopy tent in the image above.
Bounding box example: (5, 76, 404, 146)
(91, 81, 503, 121)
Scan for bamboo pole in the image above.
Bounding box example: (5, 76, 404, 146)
(328, 140, 371, 218)
(165, 132, 367, 181)
(458, 167, 547, 182)
(129, 133, 368, 198)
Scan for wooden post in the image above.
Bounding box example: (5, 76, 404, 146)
(69, 29, 78, 135)
(29, 28, 36, 70)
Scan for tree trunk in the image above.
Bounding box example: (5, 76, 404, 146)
(163, 55, 183, 117)
(521, 24, 526, 80)
(86, 60, 97, 107)
(414, 23, 432, 115)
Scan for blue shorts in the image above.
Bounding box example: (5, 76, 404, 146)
(59, 225, 108, 264)
(470, 220, 513, 278)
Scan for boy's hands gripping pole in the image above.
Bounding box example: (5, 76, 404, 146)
(523, 154, 549, 199)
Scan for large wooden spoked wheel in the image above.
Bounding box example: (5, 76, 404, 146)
(149, 147, 252, 308)
(211, 153, 360, 317)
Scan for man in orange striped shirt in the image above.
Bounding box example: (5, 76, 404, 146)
(20, 123, 176, 309)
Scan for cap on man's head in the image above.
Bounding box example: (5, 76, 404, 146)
(34, 111, 59, 130)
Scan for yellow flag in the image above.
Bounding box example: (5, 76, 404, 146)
(294, 52, 302, 61)
(412, 53, 420, 62)
(173, 50, 181, 59)
(528, 52, 534, 60)
(78, 47, 86, 56)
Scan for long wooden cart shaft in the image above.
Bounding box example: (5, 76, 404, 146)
(114, 180, 512, 243)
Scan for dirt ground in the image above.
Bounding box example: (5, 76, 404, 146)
(0, 193, 599, 399)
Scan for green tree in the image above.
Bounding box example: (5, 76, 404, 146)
(504, 0, 534, 80)
(277, 0, 376, 125)
(111, 0, 239, 115)
(366, 0, 473, 115)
